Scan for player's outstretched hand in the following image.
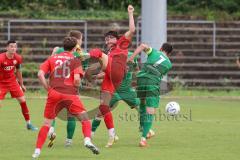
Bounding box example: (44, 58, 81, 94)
(127, 59, 134, 64)
(128, 5, 134, 14)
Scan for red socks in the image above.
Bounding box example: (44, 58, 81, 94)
(99, 104, 111, 116)
(81, 120, 91, 138)
(104, 112, 114, 129)
(36, 126, 50, 149)
(98, 105, 114, 129)
(20, 101, 30, 121)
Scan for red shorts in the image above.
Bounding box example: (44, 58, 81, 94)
(44, 88, 86, 119)
(0, 81, 24, 100)
(101, 55, 126, 93)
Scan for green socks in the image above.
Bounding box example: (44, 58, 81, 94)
(142, 114, 154, 138)
(139, 103, 146, 131)
(51, 119, 56, 127)
(91, 119, 101, 132)
(67, 117, 76, 139)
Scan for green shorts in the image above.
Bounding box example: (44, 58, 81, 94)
(136, 77, 160, 108)
(110, 88, 140, 108)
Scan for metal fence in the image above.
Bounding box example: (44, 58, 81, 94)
(137, 20, 216, 57)
(7, 19, 88, 51)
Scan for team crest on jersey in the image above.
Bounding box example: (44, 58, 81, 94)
(13, 60, 17, 65)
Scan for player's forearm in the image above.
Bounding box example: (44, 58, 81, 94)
(74, 74, 81, 87)
(129, 44, 146, 61)
(128, 12, 135, 34)
(16, 70, 24, 85)
(125, 5, 135, 39)
(38, 70, 49, 91)
(74, 80, 81, 87)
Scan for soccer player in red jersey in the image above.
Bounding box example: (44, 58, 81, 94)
(83, 5, 135, 147)
(32, 37, 99, 159)
(0, 40, 38, 131)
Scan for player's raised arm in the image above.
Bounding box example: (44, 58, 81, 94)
(128, 43, 151, 62)
(124, 5, 135, 40)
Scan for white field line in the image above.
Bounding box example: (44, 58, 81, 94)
(24, 95, 240, 100)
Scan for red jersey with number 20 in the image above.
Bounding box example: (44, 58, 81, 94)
(0, 52, 22, 84)
(40, 52, 83, 94)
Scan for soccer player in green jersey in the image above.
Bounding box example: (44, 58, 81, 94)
(91, 51, 140, 147)
(47, 30, 88, 147)
(128, 43, 173, 147)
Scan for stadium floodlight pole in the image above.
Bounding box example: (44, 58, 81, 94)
(141, 0, 167, 63)
(141, 0, 168, 92)
(7, 21, 11, 40)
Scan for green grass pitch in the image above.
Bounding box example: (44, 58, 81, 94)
(0, 94, 240, 160)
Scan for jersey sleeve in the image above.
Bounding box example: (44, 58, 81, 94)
(55, 47, 65, 54)
(145, 47, 153, 56)
(74, 66, 84, 77)
(73, 51, 80, 57)
(0, 56, 3, 67)
(18, 55, 23, 64)
(16, 55, 23, 69)
(40, 59, 51, 74)
(117, 35, 131, 50)
(161, 61, 172, 75)
(70, 58, 84, 77)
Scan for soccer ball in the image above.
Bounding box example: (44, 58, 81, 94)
(165, 101, 180, 115)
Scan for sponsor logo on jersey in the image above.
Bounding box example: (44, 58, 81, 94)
(4, 66, 14, 71)
(13, 60, 17, 65)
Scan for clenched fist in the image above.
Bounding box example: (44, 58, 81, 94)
(128, 5, 134, 14)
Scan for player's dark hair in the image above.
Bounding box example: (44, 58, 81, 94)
(63, 37, 77, 51)
(7, 40, 16, 45)
(68, 30, 82, 40)
(160, 43, 173, 55)
(104, 30, 119, 39)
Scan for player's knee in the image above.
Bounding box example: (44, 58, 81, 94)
(43, 119, 53, 127)
(67, 112, 75, 118)
(16, 96, 26, 103)
(77, 111, 90, 121)
(100, 98, 111, 106)
(95, 116, 102, 120)
(146, 107, 156, 114)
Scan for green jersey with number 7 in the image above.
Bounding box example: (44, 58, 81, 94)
(137, 48, 172, 82)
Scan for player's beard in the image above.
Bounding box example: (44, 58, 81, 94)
(104, 43, 116, 54)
